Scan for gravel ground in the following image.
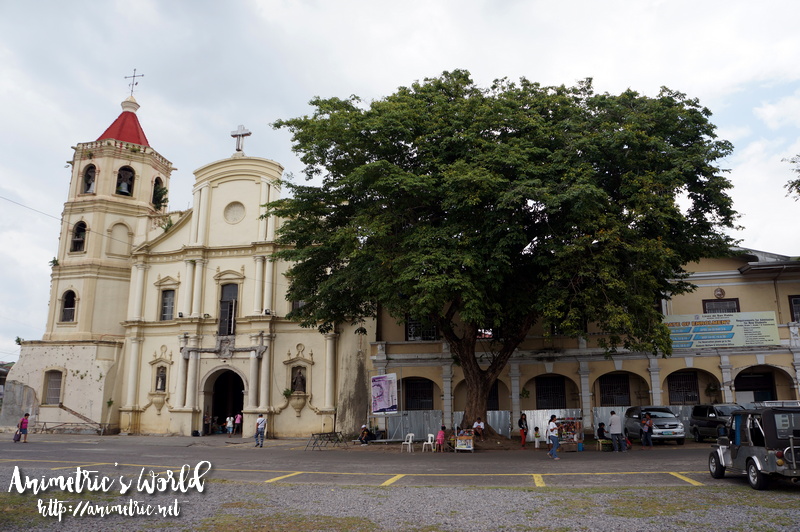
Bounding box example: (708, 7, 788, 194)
(3, 468, 800, 531)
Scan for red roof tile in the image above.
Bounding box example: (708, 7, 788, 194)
(97, 110, 150, 147)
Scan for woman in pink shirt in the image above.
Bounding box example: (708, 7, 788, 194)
(18, 413, 30, 443)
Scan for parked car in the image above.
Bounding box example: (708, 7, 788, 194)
(624, 406, 685, 445)
(708, 406, 800, 490)
(689, 404, 744, 442)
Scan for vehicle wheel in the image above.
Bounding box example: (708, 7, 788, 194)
(708, 452, 725, 479)
(676, 438, 685, 445)
(746, 460, 769, 490)
(693, 428, 703, 443)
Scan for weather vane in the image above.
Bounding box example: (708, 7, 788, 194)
(124, 69, 144, 97)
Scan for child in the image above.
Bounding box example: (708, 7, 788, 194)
(435, 425, 446, 452)
(533, 426, 541, 450)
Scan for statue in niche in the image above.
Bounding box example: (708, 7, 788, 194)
(155, 366, 166, 392)
(83, 166, 96, 193)
(291, 366, 306, 393)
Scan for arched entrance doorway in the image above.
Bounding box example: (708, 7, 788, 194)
(210, 370, 245, 429)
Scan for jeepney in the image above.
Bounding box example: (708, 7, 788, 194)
(708, 406, 800, 490)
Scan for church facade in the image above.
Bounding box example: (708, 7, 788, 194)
(1, 97, 371, 437)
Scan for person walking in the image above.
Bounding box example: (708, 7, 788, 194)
(546, 415, 560, 460)
(609, 411, 625, 452)
(234, 412, 242, 435)
(518, 413, 529, 449)
(254, 414, 266, 447)
(641, 412, 654, 450)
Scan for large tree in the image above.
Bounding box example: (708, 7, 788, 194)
(267, 71, 737, 429)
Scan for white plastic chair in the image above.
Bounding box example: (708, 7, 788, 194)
(402, 433, 415, 453)
(422, 433, 435, 452)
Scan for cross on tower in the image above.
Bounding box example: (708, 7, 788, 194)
(231, 124, 252, 152)
(124, 69, 144, 97)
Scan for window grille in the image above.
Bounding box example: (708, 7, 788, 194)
(790, 295, 800, 322)
(291, 300, 306, 312)
(535, 375, 566, 409)
(406, 317, 437, 341)
(702, 298, 740, 313)
(404, 378, 433, 410)
(667, 371, 700, 405)
(44, 371, 62, 404)
(598, 373, 631, 406)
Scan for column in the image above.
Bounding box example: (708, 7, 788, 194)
(441, 363, 454, 429)
(185, 349, 199, 410)
(263, 259, 275, 314)
(719, 354, 734, 403)
(191, 259, 206, 318)
(258, 334, 274, 409)
(509, 361, 521, 423)
(196, 185, 210, 245)
(578, 361, 592, 430)
(258, 178, 269, 241)
(175, 336, 189, 409)
(648, 359, 662, 405)
(124, 337, 143, 408)
(131, 264, 148, 320)
(247, 334, 260, 409)
(324, 333, 338, 409)
(253, 256, 265, 314)
(190, 187, 202, 244)
(181, 260, 195, 317)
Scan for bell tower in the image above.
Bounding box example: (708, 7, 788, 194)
(44, 96, 174, 341)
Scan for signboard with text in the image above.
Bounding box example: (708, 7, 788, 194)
(664, 311, 780, 349)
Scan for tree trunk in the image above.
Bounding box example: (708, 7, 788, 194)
(439, 313, 536, 435)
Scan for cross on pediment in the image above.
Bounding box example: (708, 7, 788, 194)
(231, 124, 252, 152)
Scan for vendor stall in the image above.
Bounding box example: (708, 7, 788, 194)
(556, 417, 583, 452)
(455, 428, 474, 452)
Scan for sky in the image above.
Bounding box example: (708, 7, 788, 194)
(2, 0, 800, 363)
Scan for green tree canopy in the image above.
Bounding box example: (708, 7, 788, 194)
(267, 70, 738, 425)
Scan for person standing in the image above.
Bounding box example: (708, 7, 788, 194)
(254, 414, 266, 447)
(609, 411, 625, 452)
(203, 412, 211, 436)
(17, 413, 30, 443)
(234, 412, 242, 435)
(518, 413, 529, 449)
(641, 412, 654, 450)
(226, 415, 234, 438)
(547, 415, 560, 460)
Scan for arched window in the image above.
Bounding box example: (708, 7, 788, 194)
(116, 166, 135, 196)
(70, 222, 87, 252)
(44, 370, 64, 404)
(61, 291, 76, 322)
(151, 177, 168, 210)
(83, 165, 96, 193)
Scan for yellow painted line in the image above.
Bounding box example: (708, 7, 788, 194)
(51, 462, 109, 470)
(381, 474, 405, 486)
(533, 474, 546, 487)
(669, 472, 703, 486)
(265, 472, 303, 483)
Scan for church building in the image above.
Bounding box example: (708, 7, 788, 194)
(3, 94, 799, 441)
(1, 96, 371, 437)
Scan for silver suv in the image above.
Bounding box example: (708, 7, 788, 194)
(624, 406, 685, 445)
(708, 406, 800, 490)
